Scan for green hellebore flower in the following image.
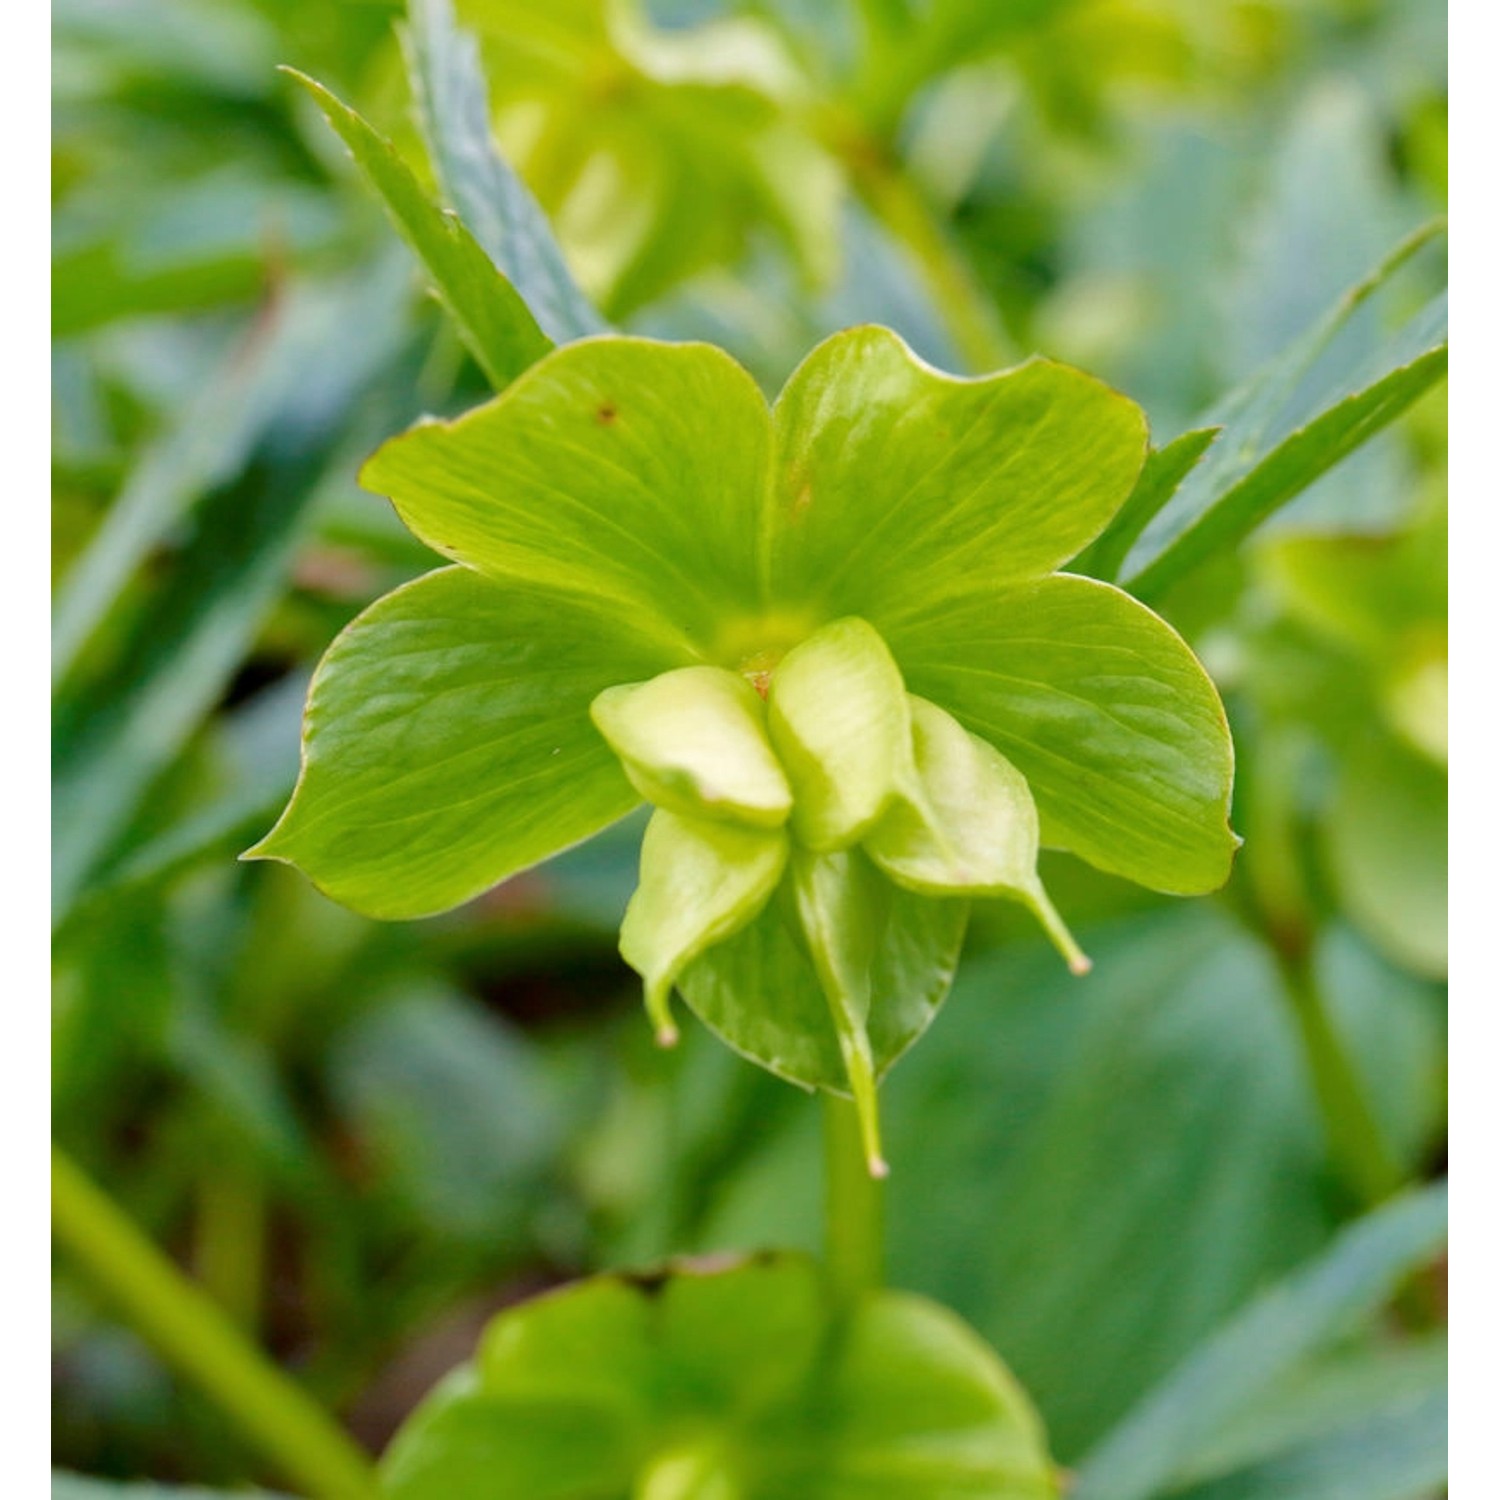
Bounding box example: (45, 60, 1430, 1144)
(248, 325, 1237, 1171)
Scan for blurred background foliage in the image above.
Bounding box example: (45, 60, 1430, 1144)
(52, 0, 1446, 1492)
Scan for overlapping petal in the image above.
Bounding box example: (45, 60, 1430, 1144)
(360, 337, 774, 657)
(249, 567, 685, 917)
(884, 574, 1238, 895)
(769, 326, 1148, 624)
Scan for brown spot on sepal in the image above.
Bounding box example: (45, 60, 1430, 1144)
(596, 401, 618, 424)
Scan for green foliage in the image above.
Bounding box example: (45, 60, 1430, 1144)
(1071, 1183, 1447, 1500)
(382, 1254, 1058, 1499)
(252, 325, 1236, 1163)
(51, 0, 1446, 1493)
(285, 69, 553, 390)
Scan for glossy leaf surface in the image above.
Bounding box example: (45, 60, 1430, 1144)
(382, 1255, 1058, 1499)
(249, 568, 679, 918)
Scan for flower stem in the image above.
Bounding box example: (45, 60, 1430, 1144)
(822, 1092, 885, 1310)
(845, 146, 1014, 375)
(51, 1144, 378, 1499)
(1272, 950, 1406, 1208)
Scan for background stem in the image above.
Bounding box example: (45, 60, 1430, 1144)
(822, 1093, 885, 1308)
(52, 1144, 379, 1500)
(843, 145, 1014, 373)
(1273, 950, 1406, 1208)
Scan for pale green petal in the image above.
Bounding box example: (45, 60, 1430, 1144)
(591, 666, 791, 828)
(765, 617, 912, 852)
(619, 810, 788, 1044)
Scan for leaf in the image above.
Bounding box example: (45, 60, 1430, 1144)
(401, 0, 605, 343)
(380, 1255, 1058, 1499)
(678, 855, 967, 1092)
(866, 697, 1087, 972)
(766, 617, 912, 851)
(884, 573, 1237, 895)
(52, 1477, 290, 1499)
(591, 666, 792, 829)
(1069, 1182, 1447, 1500)
(359, 336, 773, 654)
(52, 292, 348, 683)
(769, 326, 1148, 623)
(1071, 427, 1220, 583)
(1323, 732, 1447, 980)
(51, 259, 413, 921)
(697, 909, 1444, 1457)
(284, 68, 552, 390)
(1167, 1387, 1445, 1500)
(1169, 1335, 1447, 1500)
(620, 811, 789, 1045)
(327, 983, 563, 1245)
(248, 567, 682, 919)
(1119, 222, 1448, 598)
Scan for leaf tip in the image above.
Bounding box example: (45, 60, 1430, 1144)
(654, 1023, 681, 1049)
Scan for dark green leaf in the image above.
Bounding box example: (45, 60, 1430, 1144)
(401, 0, 605, 342)
(285, 67, 552, 389)
(52, 260, 413, 920)
(1119, 223, 1448, 597)
(1072, 427, 1220, 582)
(1070, 1182, 1447, 1500)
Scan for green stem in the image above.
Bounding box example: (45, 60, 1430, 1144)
(822, 1093, 885, 1309)
(52, 1144, 378, 1499)
(1272, 951, 1406, 1208)
(840, 141, 1013, 374)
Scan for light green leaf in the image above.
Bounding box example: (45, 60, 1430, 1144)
(381, 1255, 1058, 1499)
(766, 617, 912, 852)
(591, 667, 791, 829)
(1070, 1181, 1447, 1500)
(620, 811, 788, 1045)
(885, 574, 1237, 895)
(679, 856, 967, 1093)
(360, 336, 772, 652)
(401, 0, 604, 342)
(769, 326, 1147, 622)
(867, 697, 1088, 973)
(284, 69, 552, 390)
(247, 567, 682, 919)
(1120, 222, 1447, 598)
(1323, 733, 1447, 980)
